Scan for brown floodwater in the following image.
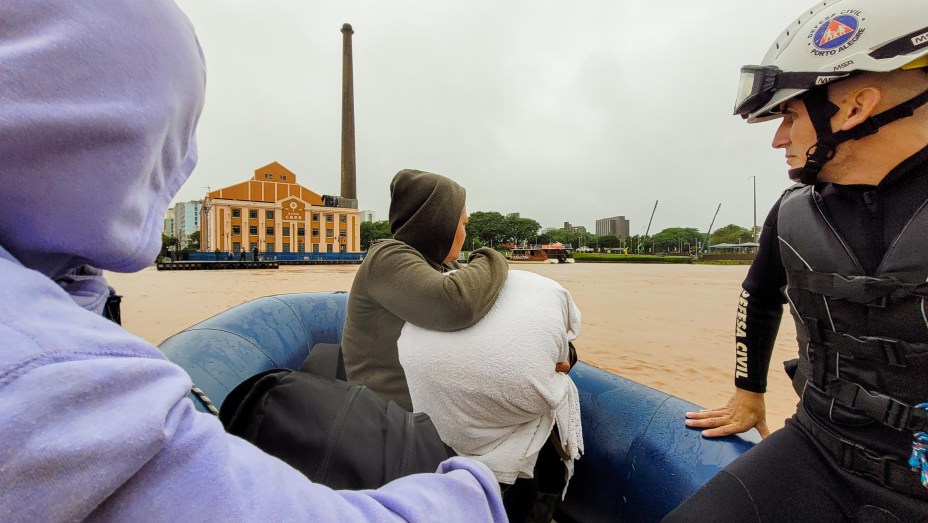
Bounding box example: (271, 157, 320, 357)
(106, 262, 799, 432)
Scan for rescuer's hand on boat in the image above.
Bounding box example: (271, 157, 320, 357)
(683, 388, 770, 438)
(555, 361, 571, 373)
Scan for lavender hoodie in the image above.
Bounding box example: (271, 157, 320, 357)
(0, 1, 506, 521)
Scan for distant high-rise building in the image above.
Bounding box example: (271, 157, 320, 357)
(360, 210, 376, 222)
(562, 221, 587, 233)
(173, 200, 202, 247)
(163, 208, 176, 239)
(596, 215, 630, 239)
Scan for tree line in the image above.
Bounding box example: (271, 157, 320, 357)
(362, 211, 758, 253)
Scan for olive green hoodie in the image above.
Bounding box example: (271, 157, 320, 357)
(342, 169, 509, 410)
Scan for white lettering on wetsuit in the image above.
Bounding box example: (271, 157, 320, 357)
(736, 343, 749, 379)
(736, 290, 748, 337)
(736, 290, 750, 378)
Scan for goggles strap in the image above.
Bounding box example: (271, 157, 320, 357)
(791, 86, 928, 184)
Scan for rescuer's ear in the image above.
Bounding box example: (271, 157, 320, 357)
(837, 85, 882, 132)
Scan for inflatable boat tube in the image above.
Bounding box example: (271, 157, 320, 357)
(159, 292, 758, 521)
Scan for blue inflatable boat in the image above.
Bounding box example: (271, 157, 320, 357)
(159, 292, 759, 522)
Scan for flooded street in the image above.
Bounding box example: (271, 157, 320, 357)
(108, 262, 798, 431)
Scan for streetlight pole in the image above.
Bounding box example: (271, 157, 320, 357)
(749, 176, 757, 242)
(202, 186, 212, 252)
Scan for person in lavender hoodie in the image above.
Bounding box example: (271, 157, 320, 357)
(0, 1, 506, 521)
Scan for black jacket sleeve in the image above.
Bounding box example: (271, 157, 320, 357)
(734, 199, 788, 393)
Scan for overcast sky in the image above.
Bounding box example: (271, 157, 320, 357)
(173, 0, 819, 234)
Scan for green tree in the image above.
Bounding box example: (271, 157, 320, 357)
(651, 227, 702, 252)
(709, 224, 753, 245)
(360, 220, 391, 250)
(544, 229, 573, 245)
(595, 235, 623, 249)
(544, 229, 596, 249)
(162, 233, 178, 249)
(466, 211, 507, 246)
(576, 231, 597, 249)
(186, 229, 200, 251)
(502, 213, 541, 245)
(161, 234, 179, 258)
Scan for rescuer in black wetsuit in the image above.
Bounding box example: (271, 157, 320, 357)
(665, 1, 928, 521)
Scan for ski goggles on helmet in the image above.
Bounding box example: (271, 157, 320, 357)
(733, 65, 852, 118)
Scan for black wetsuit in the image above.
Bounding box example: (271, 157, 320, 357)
(666, 146, 928, 522)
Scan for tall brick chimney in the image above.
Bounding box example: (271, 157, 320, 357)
(340, 23, 357, 200)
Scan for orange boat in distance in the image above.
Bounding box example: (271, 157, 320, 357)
(509, 242, 575, 263)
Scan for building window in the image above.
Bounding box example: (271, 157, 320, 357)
(264, 173, 272, 179)
(249, 210, 257, 219)
(340, 215, 347, 223)
(326, 244, 333, 253)
(339, 230, 347, 238)
(232, 225, 241, 235)
(312, 228, 319, 238)
(282, 243, 290, 253)
(326, 228, 334, 237)
(297, 228, 305, 237)
(312, 244, 319, 253)
(340, 244, 347, 253)
(298, 243, 305, 253)
(232, 242, 241, 252)
(312, 213, 319, 222)
(280, 175, 287, 180)
(266, 210, 274, 220)
(266, 227, 275, 236)
(249, 226, 258, 235)
(283, 226, 290, 236)
(232, 209, 241, 218)
(250, 242, 258, 250)
(326, 214, 334, 223)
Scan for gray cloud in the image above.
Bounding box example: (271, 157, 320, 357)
(175, 0, 817, 233)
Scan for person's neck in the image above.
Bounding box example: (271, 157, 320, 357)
(821, 125, 928, 185)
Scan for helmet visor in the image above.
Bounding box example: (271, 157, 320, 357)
(733, 65, 851, 119)
(733, 65, 779, 117)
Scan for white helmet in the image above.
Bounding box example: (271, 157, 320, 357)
(735, 0, 928, 123)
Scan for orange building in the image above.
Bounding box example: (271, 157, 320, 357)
(199, 162, 360, 254)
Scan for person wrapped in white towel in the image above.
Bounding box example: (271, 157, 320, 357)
(398, 269, 583, 522)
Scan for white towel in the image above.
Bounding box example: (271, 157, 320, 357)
(398, 270, 583, 491)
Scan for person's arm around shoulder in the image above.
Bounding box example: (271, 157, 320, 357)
(367, 244, 508, 332)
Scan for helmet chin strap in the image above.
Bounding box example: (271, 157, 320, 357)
(789, 88, 839, 184)
(789, 85, 928, 184)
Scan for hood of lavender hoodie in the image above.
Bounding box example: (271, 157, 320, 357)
(0, 1, 505, 521)
(0, 1, 205, 279)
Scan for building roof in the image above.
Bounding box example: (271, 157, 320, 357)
(205, 162, 324, 205)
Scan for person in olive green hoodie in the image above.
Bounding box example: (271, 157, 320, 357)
(342, 169, 509, 411)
